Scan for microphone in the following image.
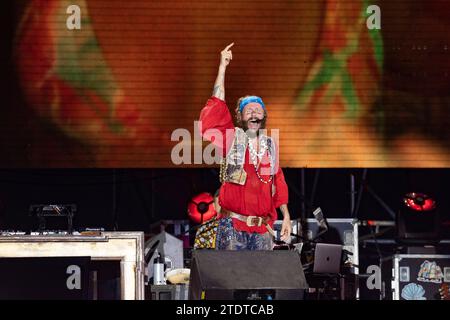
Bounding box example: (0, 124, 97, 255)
(311, 207, 329, 242)
(343, 249, 353, 256)
(313, 207, 328, 230)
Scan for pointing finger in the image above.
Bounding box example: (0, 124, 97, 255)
(225, 43, 234, 51)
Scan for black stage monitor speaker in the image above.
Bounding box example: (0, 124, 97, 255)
(189, 250, 308, 300)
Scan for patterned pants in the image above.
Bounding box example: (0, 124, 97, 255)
(215, 217, 273, 250)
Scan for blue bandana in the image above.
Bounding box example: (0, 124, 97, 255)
(239, 96, 266, 112)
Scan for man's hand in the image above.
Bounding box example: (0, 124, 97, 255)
(220, 43, 234, 68)
(280, 216, 292, 242)
(279, 204, 291, 242)
(213, 43, 234, 100)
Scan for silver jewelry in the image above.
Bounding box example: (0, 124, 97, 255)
(247, 136, 273, 184)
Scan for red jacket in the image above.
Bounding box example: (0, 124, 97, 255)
(199, 97, 289, 233)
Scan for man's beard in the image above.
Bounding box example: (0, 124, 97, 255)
(242, 117, 267, 138)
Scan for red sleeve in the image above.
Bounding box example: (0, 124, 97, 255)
(199, 97, 235, 155)
(273, 167, 289, 208)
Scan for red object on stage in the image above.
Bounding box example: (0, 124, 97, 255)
(188, 193, 217, 224)
(397, 192, 440, 245)
(403, 192, 436, 212)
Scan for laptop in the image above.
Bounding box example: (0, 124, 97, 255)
(313, 243, 343, 274)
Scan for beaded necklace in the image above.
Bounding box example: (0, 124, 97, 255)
(247, 136, 273, 184)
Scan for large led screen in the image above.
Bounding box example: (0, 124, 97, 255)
(2, 0, 449, 167)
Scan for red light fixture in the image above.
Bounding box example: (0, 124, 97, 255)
(403, 192, 436, 212)
(187, 192, 217, 224)
(397, 192, 440, 245)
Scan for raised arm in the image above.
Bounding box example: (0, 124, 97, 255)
(212, 43, 234, 100)
(199, 43, 236, 155)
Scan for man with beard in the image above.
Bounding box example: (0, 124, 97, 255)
(199, 43, 292, 250)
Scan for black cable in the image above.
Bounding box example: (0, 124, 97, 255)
(310, 169, 320, 208)
(353, 169, 368, 219)
(369, 225, 384, 300)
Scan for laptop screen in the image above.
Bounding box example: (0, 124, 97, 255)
(313, 243, 343, 274)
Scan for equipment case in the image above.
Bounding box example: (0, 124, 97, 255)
(392, 254, 450, 300)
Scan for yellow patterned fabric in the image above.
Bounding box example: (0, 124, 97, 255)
(194, 218, 219, 249)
